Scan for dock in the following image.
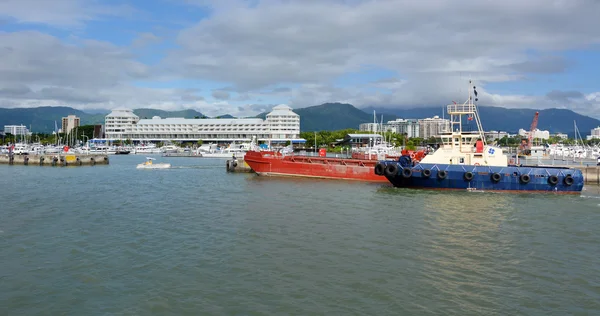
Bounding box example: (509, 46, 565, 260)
(0, 154, 109, 166)
(575, 166, 600, 184)
(162, 152, 203, 157)
(226, 158, 253, 173)
(526, 164, 599, 184)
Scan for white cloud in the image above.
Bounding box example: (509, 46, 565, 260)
(211, 90, 230, 100)
(1, 0, 600, 118)
(165, 0, 600, 116)
(0, 0, 136, 27)
(132, 32, 162, 48)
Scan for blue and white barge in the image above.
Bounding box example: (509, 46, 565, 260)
(374, 81, 584, 193)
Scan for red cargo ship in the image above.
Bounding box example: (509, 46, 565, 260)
(244, 148, 426, 182)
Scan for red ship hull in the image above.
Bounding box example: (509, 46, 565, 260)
(244, 150, 389, 182)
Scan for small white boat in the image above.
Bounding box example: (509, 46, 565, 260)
(136, 157, 171, 169)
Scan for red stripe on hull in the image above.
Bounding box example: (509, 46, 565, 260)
(244, 151, 388, 183)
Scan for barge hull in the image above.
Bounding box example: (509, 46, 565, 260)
(244, 151, 389, 183)
(379, 162, 584, 193)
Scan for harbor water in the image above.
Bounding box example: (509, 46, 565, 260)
(1, 155, 599, 315)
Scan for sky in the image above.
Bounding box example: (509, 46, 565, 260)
(1, 0, 599, 118)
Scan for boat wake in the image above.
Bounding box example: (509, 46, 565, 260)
(168, 166, 222, 169)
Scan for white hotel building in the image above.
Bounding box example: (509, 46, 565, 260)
(518, 128, 550, 140)
(4, 125, 30, 136)
(104, 105, 303, 143)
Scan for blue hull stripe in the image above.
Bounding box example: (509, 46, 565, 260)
(378, 162, 584, 193)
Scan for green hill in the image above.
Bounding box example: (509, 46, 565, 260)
(133, 108, 205, 119)
(0, 107, 94, 133)
(361, 105, 600, 136)
(0, 107, 208, 133)
(2, 103, 598, 135)
(257, 102, 397, 131)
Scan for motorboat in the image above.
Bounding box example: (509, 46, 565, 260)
(196, 142, 250, 158)
(136, 157, 171, 169)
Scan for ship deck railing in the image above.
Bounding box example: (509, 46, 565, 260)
(447, 104, 476, 114)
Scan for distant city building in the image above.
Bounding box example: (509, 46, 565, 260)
(61, 115, 80, 134)
(358, 115, 449, 139)
(104, 105, 302, 143)
(518, 128, 550, 140)
(586, 126, 600, 140)
(418, 116, 450, 139)
(359, 123, 381, 133)
(387, 118, 420, 138)
(93, 125, 105, 139)
(552, 133, 568, 139)
(4, 125, 30, 136)
(484, 131, 510, 140)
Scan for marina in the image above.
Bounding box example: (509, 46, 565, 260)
(0, 153, 109, 166)
(3, 2, 600, 314)
(2, 154, 599, 315)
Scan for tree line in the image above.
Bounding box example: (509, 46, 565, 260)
(0, 125, 99, 146)
(3, 125, 597, 148)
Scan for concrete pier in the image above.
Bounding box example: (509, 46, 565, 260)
(226, 158, 253, 173)
(0, 154, 109, 166)
(575, 166, 600, 185)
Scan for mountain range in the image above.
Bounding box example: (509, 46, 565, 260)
(361, 105, 599, 136)
(1, 104, 598, 136)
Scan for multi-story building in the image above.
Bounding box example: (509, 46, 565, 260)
(552, 133, 568, 139)
(418, 116, 450, 139)
(518, 128, 550, 140)
(358, 123, 381, 133)
(587, 127, 600, 140)
(61, 115, 80, 134)
(104, 105, 302, 143)
(92, 125, 105, 139)
(484, 131, 510, 140)
(104, 109, 140, 140)
(4, 125, 30, 136)
(266, 105, 301, 141)
(386, 119, 420, 138)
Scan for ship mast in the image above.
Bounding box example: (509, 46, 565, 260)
(446, 80, 486, 151)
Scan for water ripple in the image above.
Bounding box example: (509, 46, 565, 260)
(0, 156, 599, 315)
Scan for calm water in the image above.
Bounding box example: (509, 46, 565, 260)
(1, 155, 599, 315)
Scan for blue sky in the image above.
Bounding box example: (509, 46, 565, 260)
(0, 0, 599, 118)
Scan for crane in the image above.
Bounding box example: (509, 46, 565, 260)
(520, 111, 539, 155)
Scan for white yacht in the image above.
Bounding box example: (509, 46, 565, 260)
(197, 142, 251, 158)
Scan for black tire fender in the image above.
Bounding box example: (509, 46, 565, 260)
(402, 167, 412, 178)
(384, 164, 398, 177)
(422, 169, 431, 178)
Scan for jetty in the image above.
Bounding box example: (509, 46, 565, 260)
(524, 164, 599, 184)
(575, 166, 600, 184)
(226, 158, 253, 173)
(162, 152, 203, 157)
(0, 154, 109, 166)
